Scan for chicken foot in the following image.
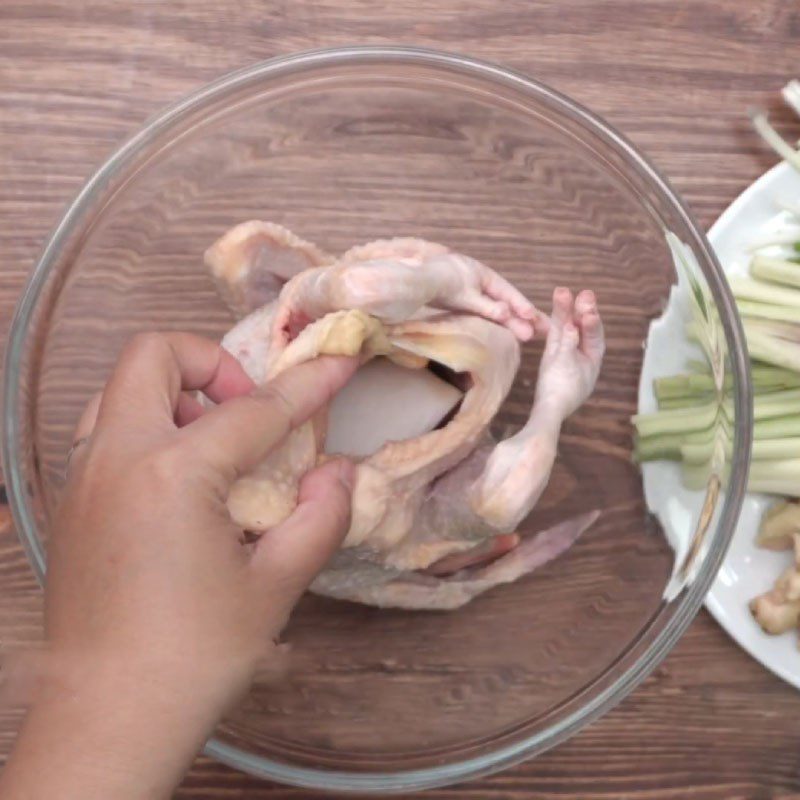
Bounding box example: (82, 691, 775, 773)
(471, 286, 604, 533)
(280, 241, 547, 342)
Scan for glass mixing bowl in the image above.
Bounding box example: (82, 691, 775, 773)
(2, 47, 751, 791)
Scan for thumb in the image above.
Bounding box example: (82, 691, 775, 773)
(250, 457, 355, 613)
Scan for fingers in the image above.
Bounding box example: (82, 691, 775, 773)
(182, 355, 358, 475)
(250, 458, 355, 612)
(175, 392, 206, 427)
(98, 332, 256, 432)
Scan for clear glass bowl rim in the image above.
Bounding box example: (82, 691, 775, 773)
(1, 45, 753, 793)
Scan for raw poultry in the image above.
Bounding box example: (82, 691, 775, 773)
(204, 221, 605, 609)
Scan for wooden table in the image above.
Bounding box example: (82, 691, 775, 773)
(2, 2, 800, 797)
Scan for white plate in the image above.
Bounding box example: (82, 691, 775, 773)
(641, 161, 800, 688)
(639, 164, 800, 688)
(704, 161, 800, 688)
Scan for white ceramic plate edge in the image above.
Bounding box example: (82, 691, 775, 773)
(703, 160, 800, 689)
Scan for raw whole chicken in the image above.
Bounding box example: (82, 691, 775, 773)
(204, 221, 605, 610)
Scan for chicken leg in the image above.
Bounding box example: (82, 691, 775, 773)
(387, 287, 604, 575)
(471, 286, 604, 532)
(272, 238, 549, 349)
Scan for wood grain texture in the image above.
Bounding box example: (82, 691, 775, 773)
(2, 1, 800, 797)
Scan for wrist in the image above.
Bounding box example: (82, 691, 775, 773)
(0, 654, 218, 800)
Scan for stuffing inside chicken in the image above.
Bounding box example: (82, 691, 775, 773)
(204, 221, 605, 610)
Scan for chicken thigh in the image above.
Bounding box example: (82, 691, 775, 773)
(204, 222, 605, 609)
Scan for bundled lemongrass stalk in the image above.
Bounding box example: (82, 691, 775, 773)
(633, 79, 800, 505)
(640, 78, 800, 641)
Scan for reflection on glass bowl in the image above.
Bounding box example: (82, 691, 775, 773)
(1, 47, 751, 792)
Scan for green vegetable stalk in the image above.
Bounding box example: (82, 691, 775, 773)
(634, 95, 800, 499)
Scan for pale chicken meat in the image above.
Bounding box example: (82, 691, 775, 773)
(204, 221, 605, 609)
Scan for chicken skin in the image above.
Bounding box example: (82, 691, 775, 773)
(204, 222, 604, 609)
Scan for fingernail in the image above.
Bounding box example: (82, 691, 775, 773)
(336, 458, 356, 491)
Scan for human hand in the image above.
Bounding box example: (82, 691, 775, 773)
(1, 332, 356, 799)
